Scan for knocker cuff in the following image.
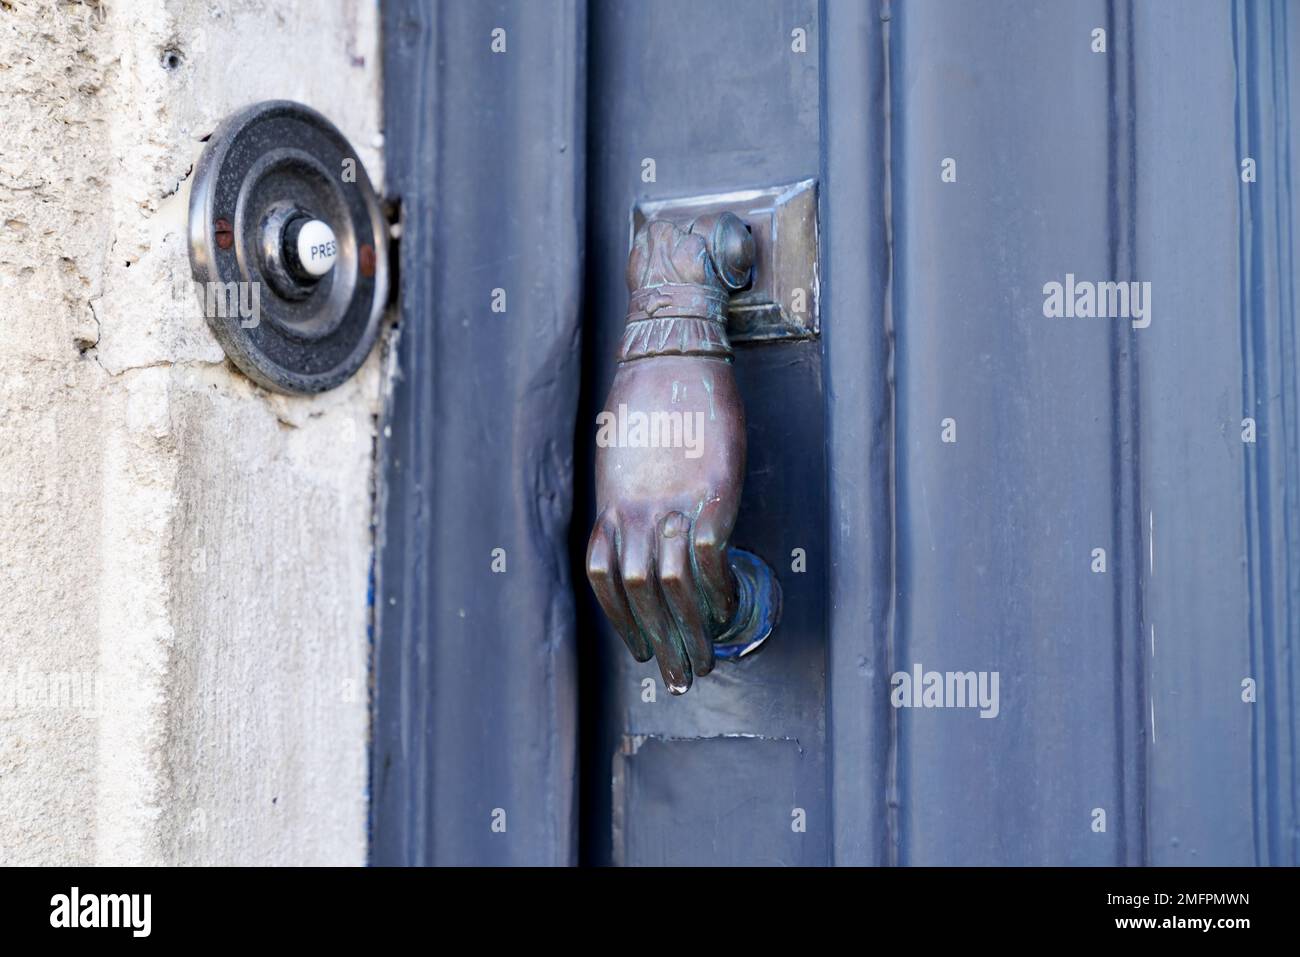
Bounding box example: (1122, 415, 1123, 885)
(618, 283, 733, 361)
(617, 316, 732, 361)
(626, 282, 729, 323)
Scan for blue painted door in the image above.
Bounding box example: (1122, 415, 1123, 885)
(375, 0, 1299, 866)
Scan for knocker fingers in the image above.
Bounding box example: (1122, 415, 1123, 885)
(691, 496, 739, 629)
(587, 515, 652, 662)
(658, 511, 715, 679)
(619, 524, 692, 695)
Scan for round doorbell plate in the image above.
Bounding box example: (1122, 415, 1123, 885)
(188, 100, 388, 395)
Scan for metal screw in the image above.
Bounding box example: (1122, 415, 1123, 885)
(215, 218, 234, 251)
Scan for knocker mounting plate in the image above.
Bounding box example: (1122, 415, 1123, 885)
(631, 179, 819, 343)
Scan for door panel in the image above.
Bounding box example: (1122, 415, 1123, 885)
(374, 0, 586, 866)
(1133, 0, 1294, 865)
(613, 735, 817, 866)
(881, 0, 1297, 866)
(891, 0, 1132, 866)
(580, 0, 826, 866)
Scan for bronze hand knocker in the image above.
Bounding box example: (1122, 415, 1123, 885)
(587, 212, 780, 694)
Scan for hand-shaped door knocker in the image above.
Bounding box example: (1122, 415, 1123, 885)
(587, 212, 781, 694)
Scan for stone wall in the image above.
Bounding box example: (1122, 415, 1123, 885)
(0, 0, 385, 865)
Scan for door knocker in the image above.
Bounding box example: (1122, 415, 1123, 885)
(587, 212, 781, 694)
